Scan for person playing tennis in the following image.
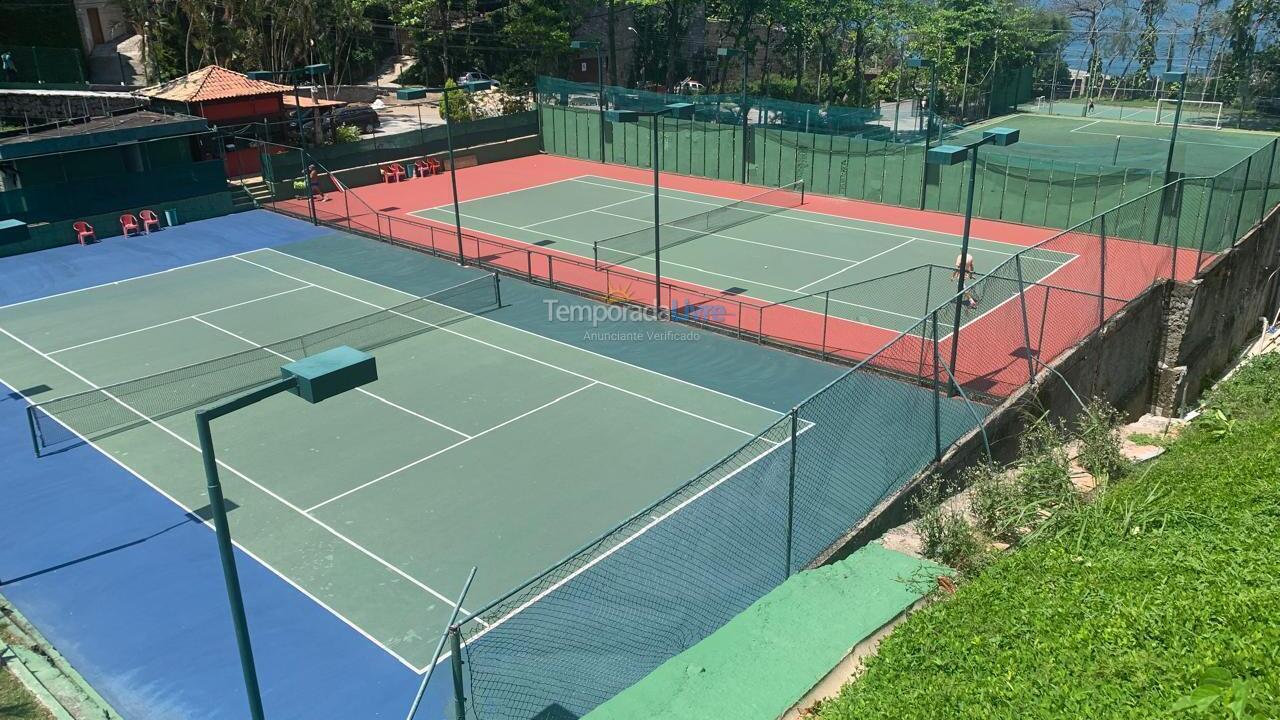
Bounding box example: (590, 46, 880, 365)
(308, 164, 328, 202)
(953, 253, 979, 310)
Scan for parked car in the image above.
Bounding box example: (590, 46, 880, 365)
(567, 94, 600, 110)
(458, 70, 500, 88)
(325, 104, 381, 134)
(672, 78, 705, 95)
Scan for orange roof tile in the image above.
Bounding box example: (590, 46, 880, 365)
(142, 65, 292, 103)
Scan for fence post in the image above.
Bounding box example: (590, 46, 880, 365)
(1233, 157, 1252, 244)
(932, 311, 941, 463)
(449, 627, 466, 720)
(1098, 215, 1107, 327)
(1196, 178, 1215, 273)
(820, 291, 831, 359)
(785, 408, 798, 578)
(1261, 140, 1278, 228)
(1014, 255, 1036, 385)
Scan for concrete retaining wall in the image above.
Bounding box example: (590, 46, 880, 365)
(1155, 203, 1280, 413)
(812, 282, 1168, 568)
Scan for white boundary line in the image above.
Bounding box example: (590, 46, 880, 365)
(458, 419, 817, 650)
(0, 326, 475, 656)
(570, 175, 1023, 254)
(433, 208, 924, 323)
(307, 382, 599, 512)
(414, 174, 598, 215)
(47, 285, 314, 354)
(255, 248, 786, 419)
(189, 316, 472, 439)
(522, 194, 649, 229)
(0, 370, 428, 674)
(0, 254, 241, 312)
(233, 254, 772, 438)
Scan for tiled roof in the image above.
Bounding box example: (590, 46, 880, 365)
(142, 65, 292, 102)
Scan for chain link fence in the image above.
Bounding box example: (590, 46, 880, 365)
(257, 124, 1279, 718)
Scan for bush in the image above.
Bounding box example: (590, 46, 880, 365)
(913, 476, 987, 575)
(333, 124, 362, 144)
(1017, 412, 1074, 508)
(442, 79, 474, 123)
(966, 460, 1025, 542)
(1076, 398, 1129, 482)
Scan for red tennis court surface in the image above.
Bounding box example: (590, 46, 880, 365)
(270, 154, 1201, 399)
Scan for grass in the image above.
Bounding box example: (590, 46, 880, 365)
(817, 354, 1280, 720)
(0, 661, 52, 720)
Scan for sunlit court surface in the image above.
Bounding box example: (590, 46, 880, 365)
(3, 244, 815, 669)
(279, 153, 1198, 398)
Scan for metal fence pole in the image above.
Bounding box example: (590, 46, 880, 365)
(1233, 157, 1252, 244)
(1261, 140, 1278, 227)
(1014, 255, 1036, 384)
(1099, 215, 1107, 326)
(820, 291, 831, 359)
(932, 311, 941, 463)
(1196, 178, 1215, 272)
(448, 627, 467, 720)
(785, 408, 798, 577)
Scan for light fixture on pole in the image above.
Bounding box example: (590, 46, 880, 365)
(906, 56, 938, 210)
(195, 346, 378, 720)
(717, 47, 750, 184)
(1153, 70, 1188, 247)
(925, 127, 1020, 394)
(604, 102, 696, 311)
(571, 39, 607, 163)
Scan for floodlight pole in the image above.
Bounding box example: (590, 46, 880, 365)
(196, 377, 300, 720)
(908, 57, 937, 210)
(442, 88, 466, 264)
(651, 114, 663, 311)
(718, 47, 749, 184)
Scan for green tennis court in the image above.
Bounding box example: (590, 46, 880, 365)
(410, 175, 1075, 333)
(950, 112, 1276, 176)
(0, 247, 793, 670)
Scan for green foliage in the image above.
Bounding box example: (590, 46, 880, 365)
(1173, 667, 1265, 719)
(442, 80, 474, 123)
(1016, 411, 1074, 508)
(333, 125, 362, 144)
(912, 476, 988, 576)
(1076, 398, 1129, 482)
(816, 357, 1280, 720)
(966, 460, 1025, 542)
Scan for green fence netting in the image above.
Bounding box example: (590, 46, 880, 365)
(259, 111, 538, 182)
(0, 45, 86, 85)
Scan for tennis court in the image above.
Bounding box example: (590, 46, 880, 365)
(951, 112, 1277, 175)
(0, 245, 798, 672)
(408, 174, 1076, 336)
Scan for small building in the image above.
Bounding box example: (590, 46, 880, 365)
(142, 65, 345, 177)
(0, 109, 231, 255)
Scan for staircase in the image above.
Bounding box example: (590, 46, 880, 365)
(87, 34, 146, 86)
(229, 178, 272, 211)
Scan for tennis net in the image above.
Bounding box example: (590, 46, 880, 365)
(26, 273, 501, 455)
(593, 181, 805, 269)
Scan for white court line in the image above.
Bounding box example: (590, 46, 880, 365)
(1069, 120, 1102, 133)
(0, 254, 241, 312)
(793, 239, 917, 293)
(569, 176, 1028, 256)
(589, 208, 871, 264)
(412, 174, 599, 217)
(257, 249, 787, 418)
(521, 194, 649, 228)
(442, 209, 924, 322)
(189, 316, 472, 439)
(459, 418, 816, 649)
(0, 326, 474, 626)
(234, 254, 773, 437)
(307, 382, 599, 512)
(47, 285, 314, 354)
(0, 370, 427, 674)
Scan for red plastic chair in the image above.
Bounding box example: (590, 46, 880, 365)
(73, 221, 96, 245)
(140, 209, 161, 233)
(414, 158, 435, 177)
(119, 213, 140, 237)
(389, 163, 406, 182)
(379, 165, 398, 183)
(424, 157, 443, 175)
